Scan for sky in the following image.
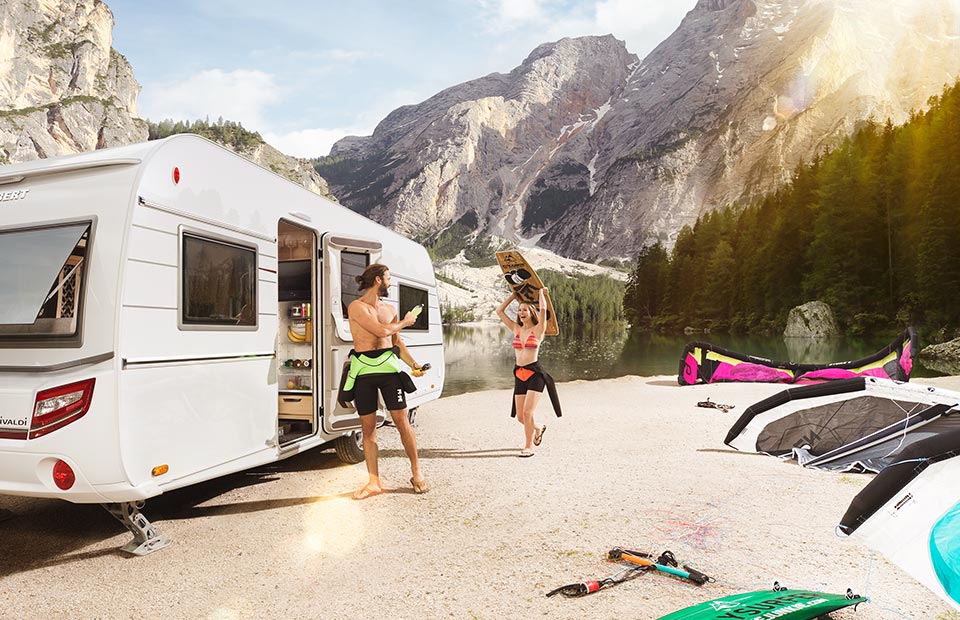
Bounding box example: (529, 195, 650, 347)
(108, 1, 699, 158)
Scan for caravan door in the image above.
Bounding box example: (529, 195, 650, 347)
(321, 235, 382, 435)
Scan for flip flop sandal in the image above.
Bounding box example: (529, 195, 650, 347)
(533, 425, 547, 446)
(410, 477, 429, 494)
(519, 448, 534, 458)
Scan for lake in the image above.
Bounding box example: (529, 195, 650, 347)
(440, 323, 940, 396)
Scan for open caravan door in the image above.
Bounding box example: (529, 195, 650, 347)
(321, 235, 382, 435)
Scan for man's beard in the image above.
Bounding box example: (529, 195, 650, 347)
(378, 282, 389, 297)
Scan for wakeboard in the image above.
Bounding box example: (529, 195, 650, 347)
(495, 250, 559, 336)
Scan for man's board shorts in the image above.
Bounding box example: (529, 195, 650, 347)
(339, 347, 416, 415)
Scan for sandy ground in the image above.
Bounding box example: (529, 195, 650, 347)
(1, 376, 958, 620)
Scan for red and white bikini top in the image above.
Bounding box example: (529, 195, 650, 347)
(512, 332, 540, 349)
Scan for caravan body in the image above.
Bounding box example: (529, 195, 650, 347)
(0, 135, 443, 518)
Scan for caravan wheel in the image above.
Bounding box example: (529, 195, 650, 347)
(334, 430, 365, 464)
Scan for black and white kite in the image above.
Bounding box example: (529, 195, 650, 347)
(724, 377, 960, 472)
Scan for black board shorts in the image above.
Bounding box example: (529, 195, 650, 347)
(354, 373, 407, 415)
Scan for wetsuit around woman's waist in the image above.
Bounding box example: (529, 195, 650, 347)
(511, 360, 562, 418)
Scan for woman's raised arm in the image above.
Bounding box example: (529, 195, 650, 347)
(496, 292, 519, 332)
(537, 287, 549, 336)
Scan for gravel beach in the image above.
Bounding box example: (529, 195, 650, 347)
(0, 375, 956, 619)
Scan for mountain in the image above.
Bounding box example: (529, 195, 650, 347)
(321, 35, 636, 251)
(322, 0, 960, 261)
(0, 0, 333, 200)
(0, 0, 146, 161)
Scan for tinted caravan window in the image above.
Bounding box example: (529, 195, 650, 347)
(0, 222, 91, 344)
(399, 284, 429, 331)
(340, 251, 369, 318)
(181, 233, 257, 328)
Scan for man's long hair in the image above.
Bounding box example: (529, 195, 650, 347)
(356, 263, 389, 293)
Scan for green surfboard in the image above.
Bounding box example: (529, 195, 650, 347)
(658, 589, 867, 620)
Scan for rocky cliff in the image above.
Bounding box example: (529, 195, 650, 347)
(324, 0, 960, 261)
(0, 0, 333, 200)
(238, 141, 334, 200)
(545, 0, 960, 259)
(324, 35, 637, 245)
(0, 0, 146, 161)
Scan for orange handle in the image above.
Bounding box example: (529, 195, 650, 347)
(619, 552, 655, 567)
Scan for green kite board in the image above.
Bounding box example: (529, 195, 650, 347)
(658, 589, 866, 620)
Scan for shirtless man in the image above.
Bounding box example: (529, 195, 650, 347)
(346, 263, 428, 499)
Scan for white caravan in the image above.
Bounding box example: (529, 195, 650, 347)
(0, 135, 444, 554)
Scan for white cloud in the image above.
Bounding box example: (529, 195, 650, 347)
(595, 0, 691, 58)
(499, 0, 544, 21)
(324, 48, 372, 63)
(139, 69, 281, 128)
(472, 0, 691, 61)
(477, 0, 547, 31)
(596, 0, 670, 32)
(260, 86, 426, 158)
(263, 126, 372, 158)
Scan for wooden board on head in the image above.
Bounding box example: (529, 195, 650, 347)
(495, 250, 559, 336)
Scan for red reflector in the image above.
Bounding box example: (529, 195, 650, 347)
(30, 378, 96, 439)
(173, 166, 180, 184)
(52, 459, 75, 490)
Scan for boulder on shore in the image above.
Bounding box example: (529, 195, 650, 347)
(784, 301, 840, 338)
(920, 338, 960, 375)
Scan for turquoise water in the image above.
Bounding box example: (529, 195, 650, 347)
(441, 323, 940, 396)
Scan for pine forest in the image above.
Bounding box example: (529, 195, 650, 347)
(624, 81, 960, 340)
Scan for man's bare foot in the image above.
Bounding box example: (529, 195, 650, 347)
(410, 477, 429, 494)
(352, 484, 386, 500)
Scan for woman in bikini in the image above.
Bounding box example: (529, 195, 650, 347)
(496, 286, 559, 457)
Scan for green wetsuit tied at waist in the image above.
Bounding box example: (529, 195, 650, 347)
(342, 346, 404, 393)
(338, 346, 417, 412)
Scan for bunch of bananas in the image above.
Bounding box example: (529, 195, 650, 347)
(287, 325, 307, 343)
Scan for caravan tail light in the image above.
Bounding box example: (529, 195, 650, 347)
(52, 459, 75, 490)
(30, 379, 96, 439)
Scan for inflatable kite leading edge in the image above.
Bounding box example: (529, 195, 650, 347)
(678, 327, 917, 385)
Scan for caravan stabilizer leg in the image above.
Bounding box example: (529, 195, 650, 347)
(103, 501, 172, 556)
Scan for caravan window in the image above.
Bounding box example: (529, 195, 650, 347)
(340, 251, 369, 318)
(181, 233, 257, 328)
(0, 222, 91, 344)
(399, 284, 429, 331)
